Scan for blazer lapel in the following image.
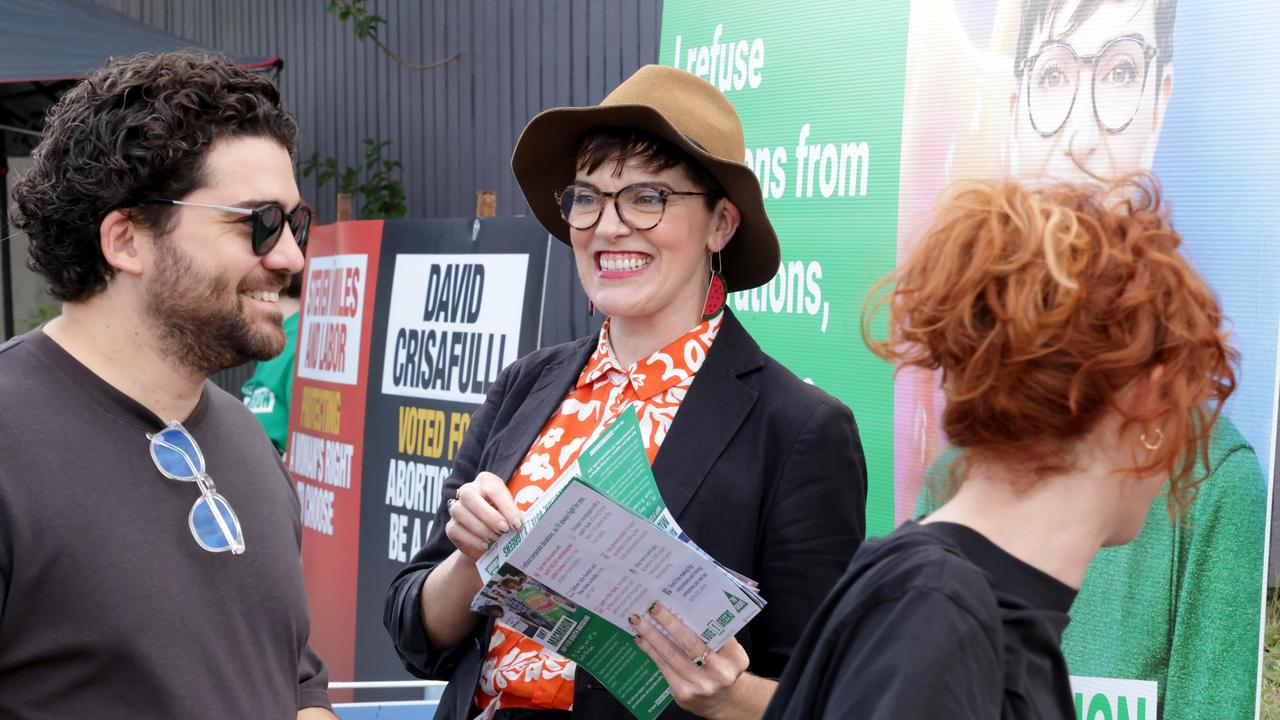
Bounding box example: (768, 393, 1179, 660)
(651, 311, 764, 518)
(487, 337, 596, 482)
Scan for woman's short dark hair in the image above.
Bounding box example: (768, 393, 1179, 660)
(574, 128, 724, 209)
(12, 51, 299, 302)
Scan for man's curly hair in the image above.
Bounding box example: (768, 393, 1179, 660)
(12, 51, 299, 302)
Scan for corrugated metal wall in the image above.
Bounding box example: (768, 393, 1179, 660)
(90, 0, 665, 226)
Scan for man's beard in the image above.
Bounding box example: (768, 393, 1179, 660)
(145, 239, 291, 376)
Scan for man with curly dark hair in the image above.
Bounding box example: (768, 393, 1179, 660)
(0, 51, 336, 719)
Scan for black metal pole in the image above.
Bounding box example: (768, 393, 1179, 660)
(1, 129, 13, 341)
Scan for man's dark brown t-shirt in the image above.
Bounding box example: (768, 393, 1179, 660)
(0, 329, 330, 718)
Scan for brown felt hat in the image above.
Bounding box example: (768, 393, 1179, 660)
(511, 64, 780, 292)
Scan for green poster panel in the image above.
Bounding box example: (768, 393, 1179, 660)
(660, 0, 910, 536)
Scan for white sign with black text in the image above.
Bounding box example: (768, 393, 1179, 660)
(381, 253, 529, 403)
(298, 253, 368, 386)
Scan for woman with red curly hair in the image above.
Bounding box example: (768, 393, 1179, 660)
(762, 177, 1236, 720)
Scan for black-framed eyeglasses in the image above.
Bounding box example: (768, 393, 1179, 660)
(553, 183, 716, 231)
(147, 420, 246, 555)
(140, 199, 313, 256)
(1019, 35, 1160, 137)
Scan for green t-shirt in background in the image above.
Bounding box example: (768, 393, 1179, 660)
(915, 417, 1266, 720)
(241, 312, 299, 454)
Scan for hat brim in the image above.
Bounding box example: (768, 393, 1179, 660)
(511, 104, 780, 293)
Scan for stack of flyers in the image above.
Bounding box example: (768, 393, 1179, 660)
(470, 408, 765, 719)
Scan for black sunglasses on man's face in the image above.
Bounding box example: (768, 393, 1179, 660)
(139, 199, 313, 256)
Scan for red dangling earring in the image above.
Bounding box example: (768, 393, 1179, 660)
(701, 251, 726, 321)
(588, 299, 596, 317)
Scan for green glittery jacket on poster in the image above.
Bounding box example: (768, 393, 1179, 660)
(916, 416, 1267, 720)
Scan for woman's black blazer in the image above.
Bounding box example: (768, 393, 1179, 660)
(385, 310, 867, 719)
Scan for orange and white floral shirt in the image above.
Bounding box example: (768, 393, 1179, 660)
(473, 313, 723, 713)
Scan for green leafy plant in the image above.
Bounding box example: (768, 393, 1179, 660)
(327, 0, 385, 39)
(327, 0, 458, 70)
(316, 0, 457, 223)
(302, 137, 407, 220)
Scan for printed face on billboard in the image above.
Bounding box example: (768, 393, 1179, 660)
(1010, 0, 1174, 182)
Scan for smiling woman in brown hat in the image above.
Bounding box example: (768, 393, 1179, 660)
(385, 65, 867, 720)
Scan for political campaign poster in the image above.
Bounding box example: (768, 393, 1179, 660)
(288, 220, 384, 699)
(352, 218, 549, 693)
(661, 1, 1277, 717)
(289, 217, 551, 698)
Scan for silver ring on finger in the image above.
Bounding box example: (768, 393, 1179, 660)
(447, 497, 458, 510)
(691, 644, 711, 667)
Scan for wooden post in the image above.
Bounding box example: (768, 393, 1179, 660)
(336, 192, 353, 222)
(475, 191, 496, 218)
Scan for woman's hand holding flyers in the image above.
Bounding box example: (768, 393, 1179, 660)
(444, 471, 524, 562)
(631, 602, 768, 719)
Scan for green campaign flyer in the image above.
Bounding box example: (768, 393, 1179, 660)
(473, 409, 764, 719)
